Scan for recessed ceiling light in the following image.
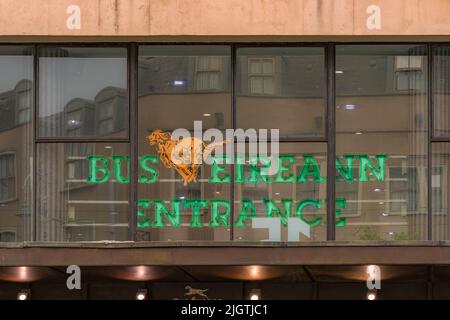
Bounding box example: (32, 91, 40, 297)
(17, 289, 30, 301)
(203, 113, 211, 117)
(249, 289, 262, 300)
(275, 192, 280, 195)
(373, 188, 382, 192)
(355, 132, 363, 135)
(136, 289, 148, 300)
(381, 212, 389, 217)
(335, 70, 344, 74)
(367, 289, 377, 300)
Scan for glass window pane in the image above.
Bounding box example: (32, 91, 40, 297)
(137, 138, 231, 241)
(432, 143, 450, 240)
(0, 46, 33, 243)
(237, 47, 326, 138)
(36, 143, 130, 241)
(137, 45, 231, 241)
(138, 45, 231, 131)
(233, 143, 327, 242)
(38, 47, 128, 138)
(336, 45, 428, 241)
(433, 46, 450, 138)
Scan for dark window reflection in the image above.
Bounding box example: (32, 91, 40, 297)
(432, 143, 450, 240)
(138, 45, 231, 132)
(336, 45, 428, 241)
(0, 46, 33, 243)
(38, 47, 128, 138)
(433, 46, 450, 138)
(36, 143, 129, 241)
(236, 47, 326, 138)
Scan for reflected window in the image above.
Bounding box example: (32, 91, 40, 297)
(195, 56, 224, 91)
(237, 47, 326, 138)
(138, 45, 231, 132)
(36, 143, 130, 241)
(248, 57, 275, 95)
(0, 152, 15, 202)
(432, 143, 450, 240)
(38, 47, 128, 138)
(0, 230, 16, 242)
(336, 45, 428, 241)
(433, 46, 450, 138)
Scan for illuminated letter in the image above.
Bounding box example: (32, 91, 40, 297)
(274, 154, 295, 183)
(335, 198, 347, 227)
(137, 199, 151, 228)
(112, 155, 130, 183)
(263, 199, 293, 227)
(248, 155, 271, 183)
(185, 199, 207, 228)
(210, 200, 230, 228)
(209, 155, 230, 183)
(359, 154, 387, 182)
(87, 155, 110, 183)
(297, 154, 326, 183)
(295, 199, 322, 227)
(234, 199, 256, 227)
(336, 155, 355, 182)
(139, 155, 159, 184)
(234, 155, 246, 183)
(154, 200, 181, 228)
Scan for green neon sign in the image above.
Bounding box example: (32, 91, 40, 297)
(86, 153, 387, 230)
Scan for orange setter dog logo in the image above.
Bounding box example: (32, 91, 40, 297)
(147, 130, 226, 185)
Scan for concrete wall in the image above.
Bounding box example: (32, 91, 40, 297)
(1, 0, 450, 38)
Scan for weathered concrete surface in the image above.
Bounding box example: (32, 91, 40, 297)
(0, 0, 450, 37)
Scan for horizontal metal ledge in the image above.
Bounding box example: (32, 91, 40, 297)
(2, 241, 450, 266)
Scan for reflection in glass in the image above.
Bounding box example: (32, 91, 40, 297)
(137, 45, 232, 241)
(138, 45, 231, 132)
(432, 143, 450, 240)
(36, 143, 129, 241)
(233, 143, 327, 241)
(38, 47, 128, 138)
(236, 47, 326, 138)
(0, 46, 33, 242)
(433, 46, 450, 138)
(336, 45, 428, 241)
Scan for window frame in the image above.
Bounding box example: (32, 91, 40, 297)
(35, 44, 131, 142)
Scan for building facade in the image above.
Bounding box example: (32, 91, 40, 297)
(2, 0, 450, 299)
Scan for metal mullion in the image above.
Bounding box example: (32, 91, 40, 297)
(34, 138, 130, 143)
(428, 44, 433, 240)
(326, 44, 336, 241)
(129, 43, 138, 241)
(230, 44, 236, 241)
(430, 138, 450, 143)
